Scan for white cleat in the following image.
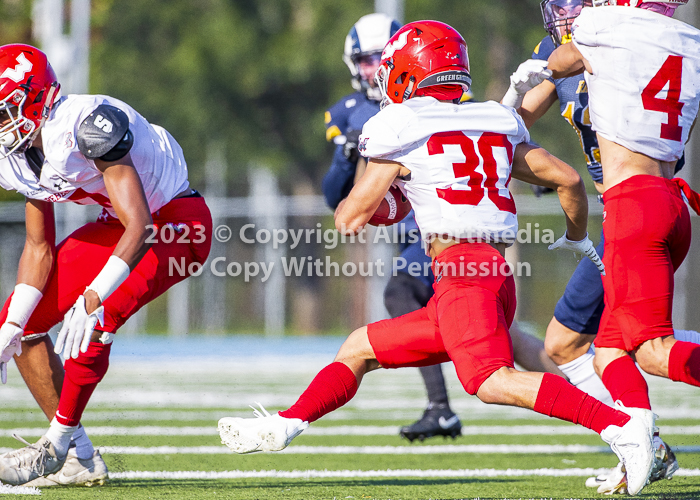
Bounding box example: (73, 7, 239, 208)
(24, 448, 108, 487)
(0, 435, 66, 486)
(218, 403, 309, 454)
(585, 462, 627, 494)
(585, 434, 679, 494)
(600, 402, 655, 496)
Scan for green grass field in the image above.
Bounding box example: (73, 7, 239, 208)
(1, 336, 699, 499)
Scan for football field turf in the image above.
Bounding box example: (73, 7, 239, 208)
(1, 335, 699, 499)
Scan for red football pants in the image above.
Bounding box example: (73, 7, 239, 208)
(0, 196, 213, 335)
(597, 175, 690, 351)
(368, 243, 516, 395)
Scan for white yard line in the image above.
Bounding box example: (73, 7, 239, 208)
(109, 467, 700, 479)
(0, 484, 41, 495)
(3, 424, 700, 437)
(3, 444, 699, 454)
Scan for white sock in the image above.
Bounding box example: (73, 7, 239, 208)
(674, 329, 700, 344)
(45, 418, 78, 458)
(558, 348, 614, 407)
(70, 425, 95, 460)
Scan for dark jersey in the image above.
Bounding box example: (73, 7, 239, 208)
(322, 92, 380, 209)
(533, 36, 603, 184)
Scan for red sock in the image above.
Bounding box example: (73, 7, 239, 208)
(534, 373, 630, 434)
(601, 355, 651, 409)
(55, 342, 111, 426)
(279, 362, 358, 423)
(669, 341, 700, 387)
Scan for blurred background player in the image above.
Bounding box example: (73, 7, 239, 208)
(323, 13, 562, 443)
(0, 44, 212, 486)
(502, 0, 700, 491)
(220, 22, 658, 495)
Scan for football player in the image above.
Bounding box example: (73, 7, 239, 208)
(501, 0, 700, 491)
(323, 13, 560, 443)
(219, 21, 657, 496)
(0, 44, 212, 485)
(542, 0, 700, 493)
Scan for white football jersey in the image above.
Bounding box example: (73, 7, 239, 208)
(0, 94, 190, 216)
(572, 7, 700, 161)
(359, 97, 529, 246)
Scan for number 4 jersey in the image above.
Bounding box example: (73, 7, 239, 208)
(571, 6, 700, 162)
(359, 97, 529, 246)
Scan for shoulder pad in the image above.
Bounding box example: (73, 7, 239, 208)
(77, 104, 132, 160)
(532, 36, 554, 60)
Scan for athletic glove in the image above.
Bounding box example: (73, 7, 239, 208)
(0, 323, 23, 384)
(549, 233, 605, 275)
(342, 129, 361, 163)
(502, 59, 552, 109)
(55, 295, 105, 360)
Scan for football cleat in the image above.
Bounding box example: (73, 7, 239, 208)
(218, 403, 309, 454)
(585, 462, 628, 495)
(586, 433, 680, 494)
(24, 448, 108, 487)
(0, 434, 66, 485)
(599, 403, 655, 496)
(649, 435, 679, 482)
(399, 403, 462, 442)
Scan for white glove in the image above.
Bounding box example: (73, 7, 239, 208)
(55, 295, 105, 360)
(0, 323, 23, 384)
(502, 59, 553, 108)
(549, 233, 606, 275)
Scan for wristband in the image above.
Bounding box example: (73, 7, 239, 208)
(501, 86, 523, 109)
(6, 284, 43, 329)
(86, 255, 131, 302)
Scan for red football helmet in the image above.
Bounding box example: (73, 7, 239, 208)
(0, 44, 60, 157)
(375, 21, 471, 109)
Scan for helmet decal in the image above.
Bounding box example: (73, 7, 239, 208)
(1, 53, 33, 83)
(0, 44, 60, 158)
(382, 30, 410, 59)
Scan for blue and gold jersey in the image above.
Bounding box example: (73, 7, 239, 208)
(324, 91, 380, 143)
(533, 36, 603, 184)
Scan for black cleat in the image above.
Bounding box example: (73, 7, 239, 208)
(399, 404, 462, 442)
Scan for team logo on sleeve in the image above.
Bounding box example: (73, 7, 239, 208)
(63, 132, 74, 149)
(358, 136, 369, 153)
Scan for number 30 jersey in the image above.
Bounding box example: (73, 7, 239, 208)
(572, 6, 700, 162)
(359, 97, 529, 246)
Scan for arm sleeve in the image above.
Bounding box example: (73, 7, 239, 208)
(321, 146, 357, 209)
(506, 106, 531, 145)
(571, 9, 601, 74)
(359, 110, 403, 159)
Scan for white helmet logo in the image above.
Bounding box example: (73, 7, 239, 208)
(382, 30, 410, 59)
(1, 53, 33, 83)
